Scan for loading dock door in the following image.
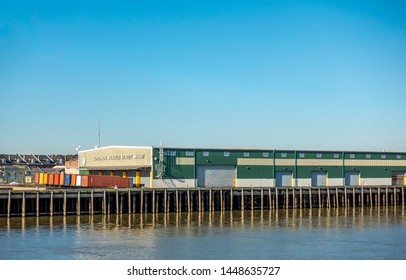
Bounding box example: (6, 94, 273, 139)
(311, 171, 327, 186)
(392, 171, 405, 186)
(275, 171, 292, 187)
(345, 171, 360, 186)
(197, 165, 236, 187)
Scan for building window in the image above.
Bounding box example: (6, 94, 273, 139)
(164, 150, 176, 156)
(396, 155, 402, 159)
(263, 152, 269, 158)
(299, 153, 305, 158)
(333, 154, 339, 158)
(243, 152, 250, 157)
(366, 154, 371, 159)
(316, 153, 322, 158)
(203, 151, 209, 157)
(381, 154, 386, 159)
(350, 154, 355, 159)
(224, 151, 230, 157)
(281, 153, 287, 158)
(185, 151, 194, 157)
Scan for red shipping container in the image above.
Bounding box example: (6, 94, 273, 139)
(87, 175, 130, 188)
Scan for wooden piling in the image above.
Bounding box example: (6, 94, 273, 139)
(103, 191, 106, 215)
(90, 191, 94, 215)
(378, 187, 380, 206)
(275, 188, 279, 209)
(327, 188, 330, 208)
(386, 187, 389, 206)
(176, 189, 179, 213)
(292, 188, 296, 209)
(309, 188, 312, 208)
(361, 187, 364, 206)
(120, 192, 124, 214)
(152, 190, 156, 213)
(394, 187, 397, 205)
(402, 186, 405, 206)
(285, 188, 289, 209)
(318, 188, 321, 208)
(198, 189, 202, 212)
(260, 188, 264, 210)
(164, 189, 167, 213)
(77, 191, 81, 215)
(335, 188, 339, 208)
(230, 188, 233, 210)
(251, 188, 254, 210)
(140, 190, 144, 214)
(187, 189, 191, 212)
(220, 189, 224, 211)
(128, 190, 131, 214)
(50, 191, 53, 216)
(299, 188, 302, 209)
(241, 189, 244, 210)
(36, 192, 40, 217)
(353, 187, 356, 207)
(209, 189, 212, 212)
(268, 188, 272, 210)
(63, 191, 66, 216)
(344, 187, 347, 208)
(7, 191, 11, 218)
(369, 188, 373, 207)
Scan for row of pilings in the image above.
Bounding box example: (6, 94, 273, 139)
(0, 186, 404, 217)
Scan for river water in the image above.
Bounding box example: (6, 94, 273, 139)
(0, 207, 405, 260)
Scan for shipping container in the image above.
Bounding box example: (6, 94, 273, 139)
(76, 175, 82, 187)
(82, 175, 89, 187)
(44, 173, 49, 185)
(34, 173, 39, 184)
(59, 173, 65, 185)
(49, 174, 54, 185)
(54, 174, 60, 185)
(39, 173, 44, 184)
(65, 174, 71, 186)
(70, 174, 77, 187)
(84, 175, 131, 188)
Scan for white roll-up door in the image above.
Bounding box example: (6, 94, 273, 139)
(345, 171, 360, 186)
(311, 171, 327, 186)
(197, 165, 236, 187)
(275, 171, 292, 187)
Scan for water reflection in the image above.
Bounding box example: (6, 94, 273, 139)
(0, 206, 405, 260)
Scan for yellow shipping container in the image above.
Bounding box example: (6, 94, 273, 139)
(44, 173, 49, 185)
(39, 173, 44, 184)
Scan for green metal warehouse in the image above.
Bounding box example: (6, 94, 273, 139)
(78, 146, 406, 188)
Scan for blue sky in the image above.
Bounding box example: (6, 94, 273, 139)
(1, 0, 406, 154)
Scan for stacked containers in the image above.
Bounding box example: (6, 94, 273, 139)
(43, 173, 49, 185)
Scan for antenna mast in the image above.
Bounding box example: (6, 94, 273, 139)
(156, 141, 165, 179)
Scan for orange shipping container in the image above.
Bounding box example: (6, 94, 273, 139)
(82, 175, 89, 187)
(44, 173, 49, 185)
(54, 174, 60, 185)
(59, 173, 65, 185)
(34, 173, 39, 184)
(49, 174, 54, 185)
(70, 174, 77, 187)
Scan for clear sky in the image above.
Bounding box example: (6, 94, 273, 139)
(1, 0, 406, 154)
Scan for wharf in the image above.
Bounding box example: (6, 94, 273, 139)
(0, 186, 404, 217)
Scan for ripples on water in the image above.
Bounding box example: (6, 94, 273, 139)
(0, 207, 405, 260)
